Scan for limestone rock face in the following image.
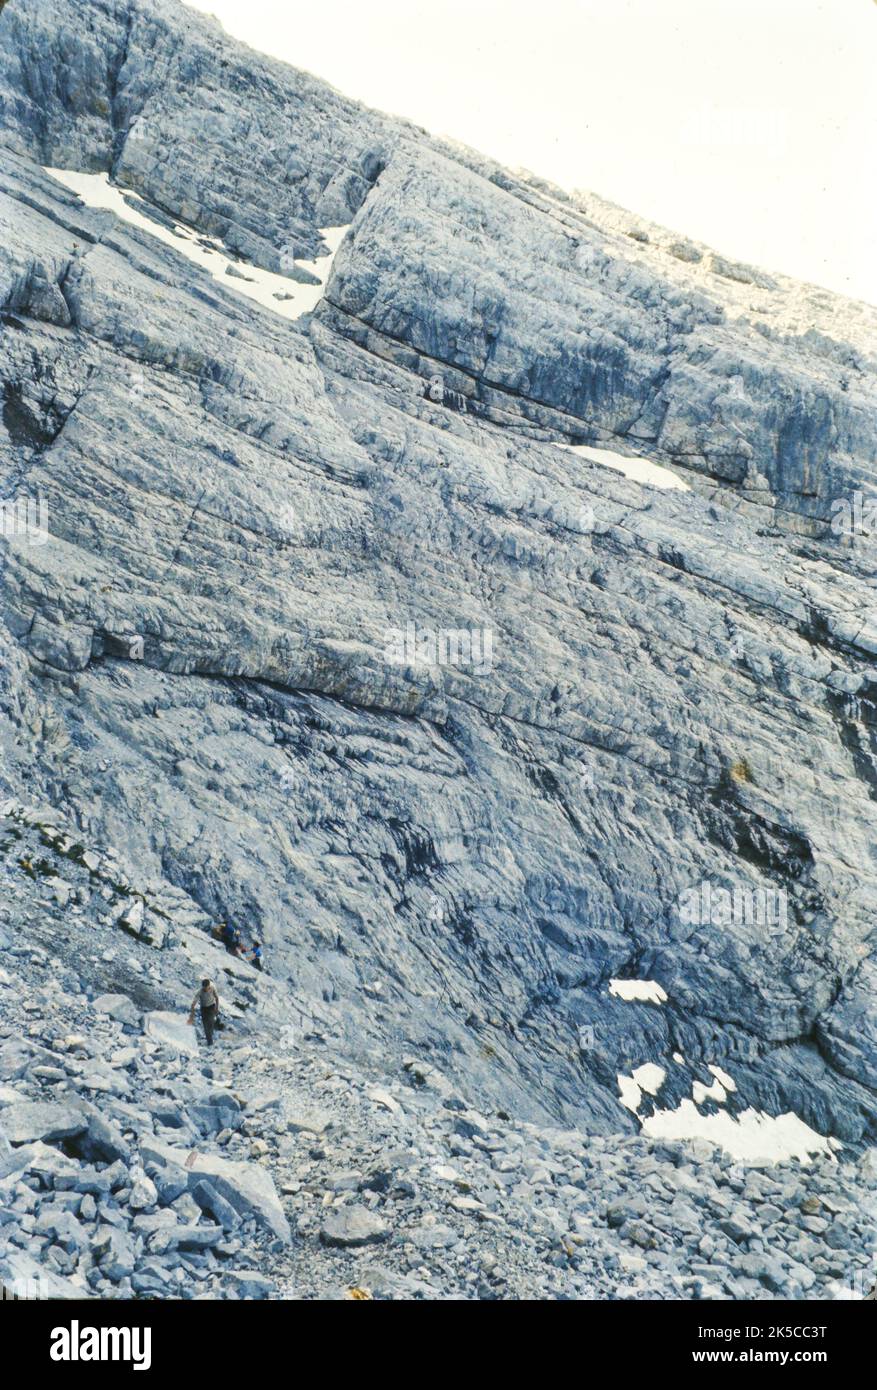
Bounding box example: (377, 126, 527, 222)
(0, 0, 875, 1218)
(320, 148, 877, 533)
(0, 0, 392, 264)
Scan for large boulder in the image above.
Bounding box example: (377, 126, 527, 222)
(72, 1102, 131, 1164)
(141, 1138, 291, 1243)
(0, 1140, 80, 1189)
(92, 993, 142, 1028)
(92, 1225, 137, 1282)
(320, 1207, 390, 1248)
(0, 1100, 87, 1146)
(142, 1012, 199, 1057)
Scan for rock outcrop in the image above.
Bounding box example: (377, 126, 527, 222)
(0, 871, 873, 1300)
(0, 0, 875, 1299)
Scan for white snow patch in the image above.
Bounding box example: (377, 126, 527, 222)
(641, 1101, 839, 1165)
(708, 1064, 737, 1092)
(692, 1076, 727, 1105)
(632, 1063, 666, 1096)
(609, 979, 667, 1004)
(672, 1052, 685, 1064)
(616, 1073, 643, 1113)
(45, 169, 348, 320)
(558, 443, 690, 491)
(617, 1063, 666, 1113)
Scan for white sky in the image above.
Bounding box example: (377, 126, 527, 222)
(185, 0, 877, 305)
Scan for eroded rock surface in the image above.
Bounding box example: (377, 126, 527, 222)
(0, 0, 875, 1299)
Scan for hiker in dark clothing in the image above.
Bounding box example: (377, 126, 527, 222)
(220, 922, 244, 958)
(249, 940, 263, 972)
(188, 978, 220, 1045)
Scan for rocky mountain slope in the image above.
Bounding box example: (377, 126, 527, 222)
(0, 0, 875, 1298)
(1, 797, 873, 1300)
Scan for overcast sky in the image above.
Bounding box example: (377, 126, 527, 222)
(185, 0, 877, 305)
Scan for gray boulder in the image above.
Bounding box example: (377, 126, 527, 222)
(92, 1225, 137, 1282)
(92, 993, 142, 1028)
(320, 1206, 390, 1248)
(0, 1101, 87, 1146)
(142, 1138, 291, 1243)
(192, 1178, 240, 1230)
(143, 1013, 199, 1057)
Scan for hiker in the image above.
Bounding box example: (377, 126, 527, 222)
(249, 940, 263, 972)
(220, 922, 244, 957)
(188, 977, 220, 1045)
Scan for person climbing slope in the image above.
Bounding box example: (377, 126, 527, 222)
(188, 977, 220, 1045)
(218, 922, 244, 957)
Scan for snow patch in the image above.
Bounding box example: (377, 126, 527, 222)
(617, 1072, 643, 1113)
(45, 168, 348, 320)
(615, 1051, 837, 1166)
(692, 1076, 727, 1105)
(558, 443, 690, 491)
(708, 1064, 737, 1092)
(609, 979, 667, 1004)
(641, 1101, 839, 1165)
(633, 1063, 666, 1096)
(617, 1063, 666, 1113)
